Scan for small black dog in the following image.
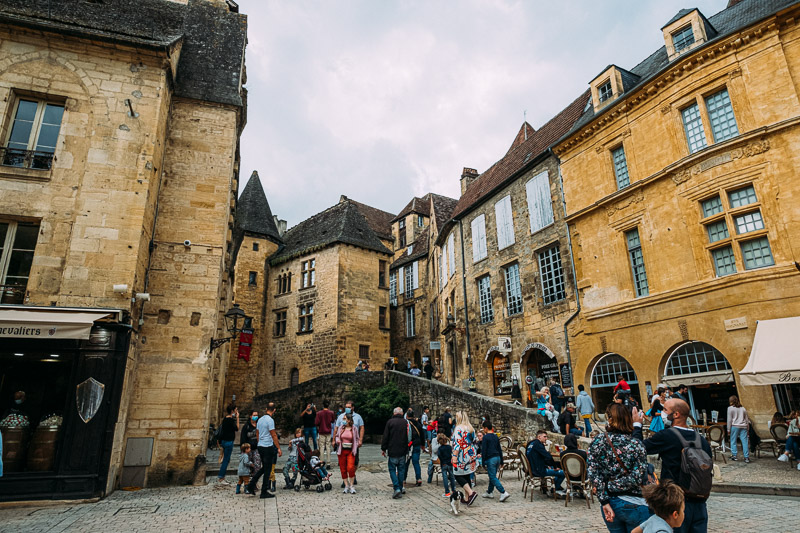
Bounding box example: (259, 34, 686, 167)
(449, 490, 463, 515)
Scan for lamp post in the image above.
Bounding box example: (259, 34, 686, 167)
(210, 303, 249, 351)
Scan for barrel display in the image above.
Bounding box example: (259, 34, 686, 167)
(1, 427, 30, 472)
(27, 427, 60, 471)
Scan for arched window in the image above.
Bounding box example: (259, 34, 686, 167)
(289, 368, 299, 387)
(591, 353, 638, 387)
(665, 342, 732, 377)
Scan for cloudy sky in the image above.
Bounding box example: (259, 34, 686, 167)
(237, 0, 724, 227)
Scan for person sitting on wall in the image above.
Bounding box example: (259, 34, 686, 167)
(557, 403, 583, 437)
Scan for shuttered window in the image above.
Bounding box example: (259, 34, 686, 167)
(471, 214, 487, 262)
(526, 171, 554, 234)
(495, 195, 515, 250)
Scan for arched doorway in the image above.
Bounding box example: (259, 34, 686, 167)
(289, 368, 299, 388)
(491, 352, 513, 396)
(413, 349, 422, 368)
(521, 346, 559, 405)
(590, 353, 640, 409)
(662, 341, 734, 422)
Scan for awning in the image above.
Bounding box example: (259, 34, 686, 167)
(740, 317, 800, 386)
(0, 307, 117, 340)
(661, 370, 734, 387)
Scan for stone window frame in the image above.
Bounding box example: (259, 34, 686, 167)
(0, 218, 39, 304)
(525, 170, 554, 235)
(662, 10, 710, 62)
(624, 227, 649, 297)
(300, 258, 315, 289)
(494, 194, 515, 251)
(359, 344, 370, 360)
(476, 274, 494, 324)
(248, 271, 257, 287)
(252, 242, 259, 251)
(405, 305, 415, 338)
(298, 303, 314, 333)
(471, 214, 488, 263)
(671, 24, 695, 54)
(678, 85, 739, 155)
(398, 218, 407, 248)
(698, 182, 774, 277)
(537, 243, 567, 306)
(378, 306, 387, 329)
(1, 91, 66, 181)
(417, 215, 424, 227)
(611, 144, 630, 189)
(276, 271, 291, 295)
(378, 260, 387, 288)
(503, 262, 523, 316)
(589, 66, 625, 112)
(273, 308, 287, 337)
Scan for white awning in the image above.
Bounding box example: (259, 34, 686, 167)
(661, 370, 734, 387)
(0, 307, 117, 340)
(740, 317, 800, 386)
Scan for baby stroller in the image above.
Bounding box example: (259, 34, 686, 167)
(293, 443, 332, 493)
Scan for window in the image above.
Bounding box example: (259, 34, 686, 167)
(538, 245, 566, 305)
(399, 218, 405, 229)
(611, 146, 630, 189)
(665, 341, 731, 376)
(301, 259, 315, 288)
(405, 306, 415, 337)
(672, 24, 695, 53)
(3, 98, 64, 170)
(448, 233, 456, 278)
(591, 353, 638, 387)
(429, 301, 439, 334)
(389, 270, 397, 306)
(682, 88, 739, 154)
(525, 171, 554, 234)
(378, 260, 386, 287)
(405, 263, 414, 299)
(274, 310, 287, 337)
(0, 220, 38, 304)
(359, 345, 370, 360)
(700, 184, 774, 275)
(681, 102, 707, 154)
(477, 275, 493, 324)
(471, 214, 487, 262)
(625, 228, 649, 297)
(398, 219, 406, 248)
(248, 271, 257, 286)
(299, 303, 314, 332)
(290, 368, 299, 387)
(379, 306, 387, 328)
(504, 263, 523, 315)
(598, 80, 613, 103)
(417, 215, 424, 227)
(277, 272, 291, 295)
(440, 247, 447, 288)
(495, 195, 515, 250)
(253, 242, 259, 251)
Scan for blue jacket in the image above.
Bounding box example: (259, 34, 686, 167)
(526, 439, 556, 477)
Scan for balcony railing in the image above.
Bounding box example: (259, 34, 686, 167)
(0, 284, 26, 304)
(1, 147, 55, 170)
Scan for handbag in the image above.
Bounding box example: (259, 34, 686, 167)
(605, 433, 656, 486)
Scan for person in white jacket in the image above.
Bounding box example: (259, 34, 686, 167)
(575, 384, 595, 435)
(727, 395, 751, 463)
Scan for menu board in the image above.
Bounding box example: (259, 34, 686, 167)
(560, 363, 573, 390)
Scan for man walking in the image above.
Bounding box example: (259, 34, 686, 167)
(549, 378, 565, 414)
(382, 406, 410, 499)
(672, 384, 689, 403)
(333, 400, 364, 487)
(423, 360, 434, 379)
(575, 384, 595, 435)
(246, 402, 282, 499)
(315, 400, 335, 464)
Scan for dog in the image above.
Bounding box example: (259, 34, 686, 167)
(449, 490, 462, 515)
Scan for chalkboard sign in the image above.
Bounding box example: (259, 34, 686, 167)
(559, 363, 573, 390)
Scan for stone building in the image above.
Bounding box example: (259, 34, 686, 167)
(0, 0, 247, 500)
(553, 0, 800, 423)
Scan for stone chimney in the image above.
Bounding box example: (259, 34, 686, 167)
(339, 195, 349, 204)
(460, 168, 479, 196)
(273, 215, 287, 237)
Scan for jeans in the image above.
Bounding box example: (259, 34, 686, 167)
(786, 436, 800, 458)
(218, 440, 234, 479)
(387, 455, 407, 493)
(249, 445, 278, 496)
(283, 457, 297, 485)
(403, 445, 421, 482)
(569, 428, 584, 437)
(674, 500, 708, 533)
(304, 427, 318, 449)
(583, 417, 592, 435)
(427, 458, 438, 482)
(441, 464, 456, 494)
(601, 496, 652, 533)
(546, 468, 565, 490)
(730, 426, 749, 459)
(485, 456, 505, 494)
(318, 433, 331, 464)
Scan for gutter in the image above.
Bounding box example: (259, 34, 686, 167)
(557, 157, 580, 390)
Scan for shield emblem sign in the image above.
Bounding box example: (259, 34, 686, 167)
(76, 377, 105, 423)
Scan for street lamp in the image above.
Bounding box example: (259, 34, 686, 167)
(210, 303, 249, 351)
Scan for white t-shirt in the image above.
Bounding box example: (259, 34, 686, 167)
(256, 414, 275, 447)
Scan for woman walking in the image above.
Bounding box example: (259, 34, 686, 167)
(335, 413, 360, 493)
(216, 404, 239, 485)
(404, 408, 425, 486)
(240, 410, 262, 478)
(647, 389, 665, 433)
(587, 403, 650, 532)
(451, 411, 478, 506)
(727, 395, 751, 463)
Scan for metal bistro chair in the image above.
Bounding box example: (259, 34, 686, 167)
(499, 436, 520, 479)
(755, 423, 779, 458)
(560, 452, 593, 509)
(706, 424, 727, 464)
(518, 446, 558, 501)
(770, 423, 796, 467)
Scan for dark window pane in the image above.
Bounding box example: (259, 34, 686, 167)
(35, 124, 61, 152)
(7, 250, 34, 278)
(42, 103, 64, 125)
(13, 223, 39, 250)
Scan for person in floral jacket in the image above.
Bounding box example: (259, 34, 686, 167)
(451, 411, 478, 507)
(587, 402, 651, 533)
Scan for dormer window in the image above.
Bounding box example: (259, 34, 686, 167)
(662, 9, 716, 61)
(672, 24, 695, 53)
(589, 65, 639, 112)
(598, 81, 613, 103)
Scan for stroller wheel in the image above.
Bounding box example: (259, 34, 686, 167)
(304, 482, 310, 490)
(324, 483, 332, 491)
(316, 485, 324, 493)
(293, 485, 301, 492)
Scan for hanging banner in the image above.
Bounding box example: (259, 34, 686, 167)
(237, 329, 253, 362)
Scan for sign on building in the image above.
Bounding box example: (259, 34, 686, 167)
(498, 336, 512, 353)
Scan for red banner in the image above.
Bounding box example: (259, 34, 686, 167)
(237, 329, 253, 362)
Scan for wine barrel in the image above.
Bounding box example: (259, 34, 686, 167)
(27, 427, 60, 471)
(1, 427, 30, 472)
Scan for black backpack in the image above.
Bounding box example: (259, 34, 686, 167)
(670, 428, 713, 501)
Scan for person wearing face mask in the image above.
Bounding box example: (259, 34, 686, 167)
(332, 401, 364, 487)
(241, 410, 262, 478)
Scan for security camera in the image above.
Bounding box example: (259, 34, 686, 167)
(183, 240, 191, 247)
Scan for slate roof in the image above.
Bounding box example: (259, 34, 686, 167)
(393, 195, 431, 222)
(0, 0, 246, 107)
(390, 227, 430, 270)
(449, 90, 590, 220)
(270, 199, 391, 265)
(236, 171, 281, 242)
(346, 197, 395, 241)
(431, 193, 459, 233)
(564, 0, 797, 139)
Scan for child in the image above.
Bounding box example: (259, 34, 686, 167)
(632, 480, 685, 533)
(309, 449, 330, 480)
(427, 432, 440, 483)
(282, 428, 305, 489)
(236, 443, 253, 494)
(436, 432, 456, 497)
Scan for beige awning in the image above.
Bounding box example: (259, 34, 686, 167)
(740, 317, 800, 386)
(0, 307, 116, 340)
(661, 370, 734, 387)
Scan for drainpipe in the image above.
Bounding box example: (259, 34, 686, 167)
(557, 159, 580, 391)
(457, 220, 473, 384)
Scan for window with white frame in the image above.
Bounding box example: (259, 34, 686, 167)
(591, 354, 638, 387)
(526, 171, 554, 234)
(448, 233, 455, 278)
(417, 215, 424, 227)
(0, 220, 39, 304)
(681, 103, 706, 154)
(672, 24, 695, 53)
(681, 88, 738, 154)
(598, 80, 613, 103)
(405, 262, 415, 298)
(405, 305, 415, 337)
(3, 98, 64, 170)
(665, 341, 732, 377)
(625, 228, 649, 297)
(440, 245, 448, 288)
(389, 270, 397, 306)
(538, 245, 566, 305)
(612, 145, 630, 189)
(495, 195, 515, 250)
(301, 258, 315, 288)
(471, 214, 487, 262)
(504, 263, 523, 315)
(477, 275, 493, 324)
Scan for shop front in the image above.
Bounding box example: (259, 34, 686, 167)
(740, 317, 800, 414)
(0, 306, 129, 501)
(491, 352, 513, 396)
(521, 343, 560, 403)
(590, 353, 641, 409)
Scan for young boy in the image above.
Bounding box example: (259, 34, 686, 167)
(632, 480, 685, 533)
(436, 432, 456, 498)
(309, 449, 330, 480)
(282, 428, 305, 489)
(236, 443, 254, 494)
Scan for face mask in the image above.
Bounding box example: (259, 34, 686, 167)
(667, 411, 676, 422)
(252, 416, 258, 422)
(345, 408, 352, 415)
(15, 399, 23, 405)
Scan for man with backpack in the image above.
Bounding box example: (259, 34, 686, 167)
(438, 407, 453, 438)
(633, 398, 712, 533)
(381, 406, 412, 499)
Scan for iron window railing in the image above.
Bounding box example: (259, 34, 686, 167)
(0, 147, 56, 170)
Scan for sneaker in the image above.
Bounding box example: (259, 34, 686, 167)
(499, 491, 511, 502)
(441, 492, 451, 498)
(796, 463, 800, 471)
(349, 487, 356, 494)
(415, 480, 422, 487)
(555, 489, 566, 497)
(744, 458, 751, 464)
(731, 456, 738, 461)
(343, 487, 349, 494)
(481, 492, 494, 499)
(466, 492, 478, 506)
(259, 492, 275, 499)
(392, 490, 402, 499)
(216, 479, 230, 486)
(341, 482, 346, 488)
(778, 454, 789, 462)
(244, 486, 254, 495)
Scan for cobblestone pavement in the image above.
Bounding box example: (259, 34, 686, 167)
(2, 461, 799, 533)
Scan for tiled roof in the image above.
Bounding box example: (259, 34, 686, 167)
(450, 90, 590, 220)
(392, 195, 432, 222)
(346, 197, 395, 241)
(431, 193, 459, 234)
(236, 171, 281, 242)
(0, 0, 246, 107)
(270, 199, 391, 265)
(505, 122, 536, 155)
(390, 227, 430, 270)
(564, 0, 797, 139)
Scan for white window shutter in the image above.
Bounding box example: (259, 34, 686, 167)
(412, 261, 419, 289)
(504, 196, 515, 246)
(442, 245, 448, 287)
(398, 266, 404, 293)
(527, 171, 554, 233)
(495, 200, 506, 249)
(448, 233, 455, 277)
(471, 216, 481, 262)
